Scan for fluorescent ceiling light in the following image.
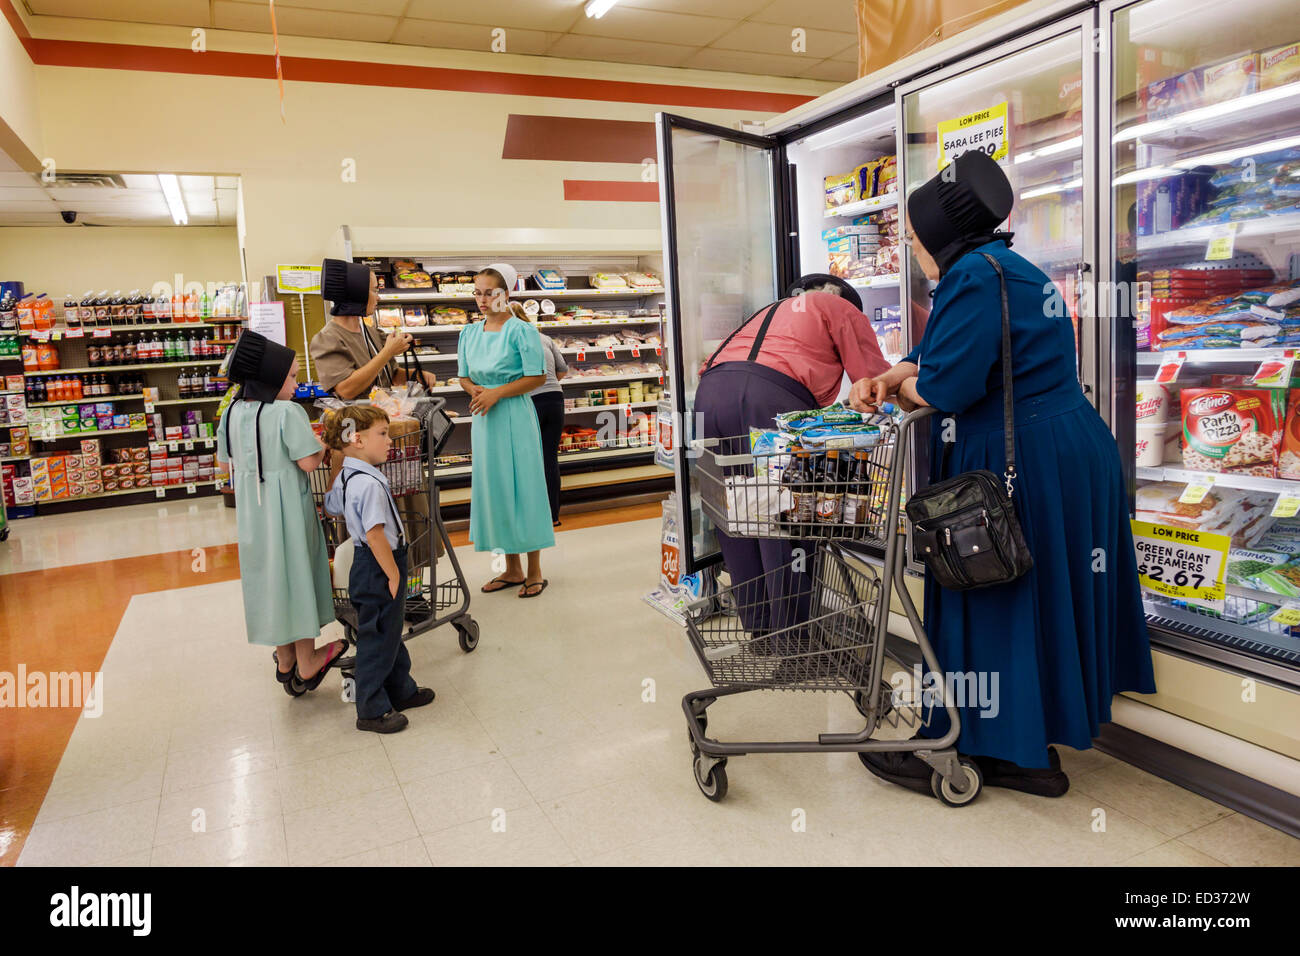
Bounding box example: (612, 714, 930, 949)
(1114, 80, 1300, 144)
(1013, 135, 1082, 165)
(585, 0, 619, 17)
(1172, 134, 1300, 169)
(1019, 177, 1082, 200)
(802, 111, 895, 152)
(157, 173, 188, 225)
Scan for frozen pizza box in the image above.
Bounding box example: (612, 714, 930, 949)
(1261, 42, 1300, 90)
(1200, 52, 1259, 106)
(1180, 387, 1280, 477)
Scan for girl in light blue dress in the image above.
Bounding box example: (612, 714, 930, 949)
(458, 264, 556, 597)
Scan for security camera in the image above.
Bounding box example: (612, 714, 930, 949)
(61, 210, 77, 224)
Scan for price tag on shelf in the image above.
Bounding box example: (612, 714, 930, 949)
(1154, 351, 1185, 384)
(51, 331, 62, 341)
(184, 441, 193, 452)
(155, 487, 165, 499)
(186, 483, 196, 495)
(605, 348, 616, 360)
(655, 346, 662, 356)
(1270, 605, 1300, 626)
(1249, 352, 1294, 388)
(576, 349, 586, 362)
(64, 328, 83, 338)
(1130, 519, 1228, 607)
(32, 331, 48, 341)
(92, 328, 111, 338)
(1178, 474, 1215, 505)
(1205, 223, 1239, 262)
(630, 346, 641, 358)
(144, 403, 154, 413)
(1272, 492, 1300, 518)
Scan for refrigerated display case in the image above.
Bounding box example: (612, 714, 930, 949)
(1104, 0, 1300, 685)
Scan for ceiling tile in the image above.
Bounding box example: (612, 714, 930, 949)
(45, 187, 135, 202)
(622, 0, 770, 17)
(393, 20, 559, 56)
(25, 0, 211, 27)
(0, 173, 39, 188)
(216, 176, 240, 189)
(708, 21, 854, 58)
(798, 58, 858, 82)
(1, 201, 69, 212)
(120, 174, 162, 190)
(178, 175, 211, 192)
(274, 0, 410, 15)
(680, 46, 813, 78)
(213, 2, 398, 43)
(546, 34, 695, 69)
(830, 38, 859, 62)
(572, 6, 733, 46)
(749, 0, 858, 33)
(0, 188, 51, 201)
(404, 0, 581, 32)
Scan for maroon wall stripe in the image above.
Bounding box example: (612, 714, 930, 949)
(563, 180, 659, 202)
(503, 115, 657, 163)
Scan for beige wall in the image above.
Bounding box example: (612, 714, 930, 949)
(0, 225, 241, 300)
(0, 3, 41, 167)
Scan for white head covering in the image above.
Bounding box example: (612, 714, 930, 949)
(484, 262, 518, 296)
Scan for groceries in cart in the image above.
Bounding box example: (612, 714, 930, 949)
(316, 387, 427, 497)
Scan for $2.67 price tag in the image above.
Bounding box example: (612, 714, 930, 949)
(1130, 519, 1228, 607)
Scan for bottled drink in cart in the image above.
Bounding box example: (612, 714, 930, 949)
(842, 452, 872, 526)
(815, 450, 845, 524)
(786, 450, 817, 525)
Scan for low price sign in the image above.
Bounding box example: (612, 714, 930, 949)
(937, 102, 1009, 170)
(1131, 519, 1229, 607)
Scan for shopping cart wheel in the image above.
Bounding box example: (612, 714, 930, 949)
(693, 754, 728, 802)
(930, 758, 982, 808)
(454, 617, 480, 653)
(852, 682, 895, 719)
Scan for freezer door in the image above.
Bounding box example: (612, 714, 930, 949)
(656, 113, 783, 573)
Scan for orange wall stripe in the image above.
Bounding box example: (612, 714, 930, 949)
(17, 36, 815, 112)
(563, 180, 659, 202)
(503, 115, 657, 162)
(0, 0, 29, 42)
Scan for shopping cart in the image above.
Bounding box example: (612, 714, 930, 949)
(681, 406, 981, 807)
(303, 396, 479, 695)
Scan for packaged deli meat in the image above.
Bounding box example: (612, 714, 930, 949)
(1135, 481, 1277, 547)
(1180, 387, 1281, 476)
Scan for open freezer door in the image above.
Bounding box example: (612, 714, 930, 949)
(656, 113, 784, 573)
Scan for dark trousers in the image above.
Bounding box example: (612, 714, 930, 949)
(695, 362, 815, 640)
(350, 542, 418, 720)
(532, 391, 564, 524)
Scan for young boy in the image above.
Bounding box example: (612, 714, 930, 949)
(323, 405, 434, 733)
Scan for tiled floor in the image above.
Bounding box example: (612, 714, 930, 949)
(8, 508, 1300, 866)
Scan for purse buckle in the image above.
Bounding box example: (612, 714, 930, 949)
(1004, 466, 1016, 499)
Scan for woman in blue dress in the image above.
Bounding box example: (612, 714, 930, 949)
(458, 263, 556, 597)
(851, 151, 1156, 797)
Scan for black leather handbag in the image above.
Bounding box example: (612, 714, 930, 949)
(904, 252, 1033, 591)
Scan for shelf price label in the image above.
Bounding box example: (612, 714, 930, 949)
(1131, 519, 1228, 607)
(1178, 474, 1215, 505)
(1269, 605, 1300, 626)
(576, 349, 586, 362)
(92, 328, 112, 338)
(655, 346, 662, 356)
(1272, 492, 1300, 518)
(1249, 354, 1293, 387)
(630, 346, 641, 358)
(1205, 223, 1239, 262)
(605, 347, 616, 360)
(1154, 351, 1185, 384)
(186, 483, 196, 494)
(64, 328, 83, 338)
(155, 487, 165, 499)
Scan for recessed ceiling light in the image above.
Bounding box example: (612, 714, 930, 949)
(585, 0, 619, 18)
(157, 174, 188, 225)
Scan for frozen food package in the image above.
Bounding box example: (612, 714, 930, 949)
(1180, 388, 1279, 476)
(1146, 69, 1203, 119)
(1200, 53, 1259, 105)
(1280, 390, 1300, 480)
(375, 305, 403, 329)
(823, 171, 856, 211)
(1135, 481, 1277, 547)
(1261, 43, 1300, 90)
(875, 156, 897, 194)
(854, 160, 881, 201)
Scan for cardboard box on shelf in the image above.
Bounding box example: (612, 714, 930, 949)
(1261, 42, 1300, 90)
(1201, 52, 1259, 105)
(80, 438, 100, 457)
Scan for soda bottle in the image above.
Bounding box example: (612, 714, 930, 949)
(788, 451, 817, 525)
(815, 450, 844, 524)
(64, 294, 80, 328)
(843, 452, 871, 526)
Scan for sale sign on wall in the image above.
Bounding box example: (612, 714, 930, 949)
(937, 101, 1009, 170)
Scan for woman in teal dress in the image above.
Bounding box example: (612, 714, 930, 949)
(458, 264, 555, 597)
(217, 330, 345, 694)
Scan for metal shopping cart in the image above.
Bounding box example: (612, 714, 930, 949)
(302, 396, 479, 696)
(682, 406, 981, 807)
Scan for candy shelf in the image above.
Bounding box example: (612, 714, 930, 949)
(31, 426, 148, 441)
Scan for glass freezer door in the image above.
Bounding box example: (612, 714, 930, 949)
(1108, 0, 1300, 683)
(656, 114, 782, 573)
(898, 20, 1095, 395)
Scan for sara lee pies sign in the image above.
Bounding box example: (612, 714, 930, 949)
(937, 102, 1009, 170)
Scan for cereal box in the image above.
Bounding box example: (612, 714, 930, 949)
(1201, 53, 1259, 105)
(1261, 43, 1300, 90)
(1181, 388, 1279, 476)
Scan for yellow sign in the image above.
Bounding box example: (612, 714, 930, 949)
(1131, 519, 1229, 604)
(1272, 493, 1300, 518)
(275, 264, 322, 295)
(1269, 606, 1300, 626)
(1177, 477, 1214, 505)
(937, 102, 1010, 171)
(1206, 224, 1239, 261)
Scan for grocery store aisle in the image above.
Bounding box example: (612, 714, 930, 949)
(12, 515, 1300, 866)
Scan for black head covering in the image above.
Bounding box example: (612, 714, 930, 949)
(907, 150, 1015, 277)
(787, 273, 863, 313)
(321, 258, 373, 316)
(220, 329, 297, 488)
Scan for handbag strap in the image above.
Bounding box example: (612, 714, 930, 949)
(977, 251, 1017, 498)
(702, 300, 784, 372)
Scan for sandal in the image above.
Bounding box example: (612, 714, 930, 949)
(273, 651, 304, 697)
(294, 639, 349, 692)
(482, 575, 526, 593)
(518, 579, 548, 598)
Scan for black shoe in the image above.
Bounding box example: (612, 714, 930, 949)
(971, 747, 1068, 797)
(394, 687, 435, 711)
(356, 710, 409, 734)
(858, 750, 935, 795)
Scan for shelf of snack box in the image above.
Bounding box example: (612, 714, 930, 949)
(149, 396, 224, 406)
(31, 426, 148, 442)
(1135, 348, 1295, 366)
(1135, 464, 1300, 496)
(377, 286, 665, 304)
(19, 322, 226, 336)
(414, 342, 662, 362)
(1114, 80, 1300, 148)
(150, 437, 217, 450)
(427, 371, 662, 395)
(1, 455, 29, 463)
(23, 359, 227, 376)
(28, 393, 145, 407)
(824, 193, 898, 219)
(448, 401, 659, 426)
(73, 478, 223, 503)
(1136, 210, 1300, 252)
(404, 317, 663, 334)
(845, 272, 901, 290)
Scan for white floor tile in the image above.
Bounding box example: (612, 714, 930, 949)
(422, 805, 576, 866)
(18, 798, 160, 866)
(282, 786, 418, 866)
(402, 757, 537, 834)
(150, 818, 288, 867)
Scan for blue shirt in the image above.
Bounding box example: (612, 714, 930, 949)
(324, 457, 405, 550)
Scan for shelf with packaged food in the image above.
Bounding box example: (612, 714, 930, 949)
(1136, 348, 1293, 366)
(413, 342, 662, 363)
(149, 437, 217, 451)
(149, 396, 224, 406)
(377, 287, 665, 304)
(427, 370, 663, 395)
(1136, 209, 1300, 252)
(31, 426, 149, 442)
(23, 359, 226, 376)
(823, 193, 899, 219)
(448, 401, 660, 425)
(19, 322, 222, 336)
(845, 272, 901, 289)
(1135, 464, 1300, 496)
(404, 316, 662, 334)
(27, 394, 145, 407)
(1115, 80, 1300, 148)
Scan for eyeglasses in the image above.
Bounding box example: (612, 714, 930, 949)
(472, 289, 506, 298)
(902, 232, 915, 245)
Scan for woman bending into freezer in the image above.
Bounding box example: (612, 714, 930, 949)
(851, 150, 1156, 798)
